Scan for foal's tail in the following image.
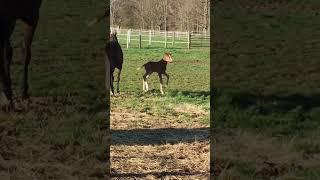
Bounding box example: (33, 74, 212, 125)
(136, 65, 144, 71)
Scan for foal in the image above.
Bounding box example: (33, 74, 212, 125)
(140, 52, 173, 95)
(0, 0, 42, 109)
(105, 32, 123, 95)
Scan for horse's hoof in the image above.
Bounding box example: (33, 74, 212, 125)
(1, 103, 15, 112)
(22, 93, 30, 100)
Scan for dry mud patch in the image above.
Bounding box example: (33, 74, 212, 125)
(111, 106, 210, 179)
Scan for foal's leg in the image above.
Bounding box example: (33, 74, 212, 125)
(164, 72, 170, 86)
(142, 73, 150, 92)
(116, 68, 121, 94)
(158, 73, 164, 95)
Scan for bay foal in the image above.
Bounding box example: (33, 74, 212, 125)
(0, 0, 42, 109)
(140, 52, 173, 95)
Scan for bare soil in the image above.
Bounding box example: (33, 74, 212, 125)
(110, 106, 210, 179)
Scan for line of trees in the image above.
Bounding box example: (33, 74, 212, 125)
(110, 0, 210, 32)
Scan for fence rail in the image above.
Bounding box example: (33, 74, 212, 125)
(110, 27, 210, 49)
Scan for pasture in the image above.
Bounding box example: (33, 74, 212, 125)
(213, 1, 320, 179)
(110, 47, 210, 179)
(0, 0, 108, 179)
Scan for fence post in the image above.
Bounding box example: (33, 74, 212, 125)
(165, 30, 167, 48)
(172, 31, 175, 47)
(187, 31, 191, 49)
(139, 30, 142, 49)
(149, 29, 152, 46)
(126, 29, 130, 49)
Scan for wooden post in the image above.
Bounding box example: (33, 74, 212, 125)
(139, 30, 142, 49)
(165, 30, 167, 48)
(126, 29, 130, 49)
(172, 31, 175, 47)
(187, 31, 191, 49)
(149, 29, 152, 46)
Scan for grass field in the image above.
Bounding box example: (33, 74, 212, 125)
(109, 47, 210, 179)
(213, 1, 320, 179)
(0, 0, 108, 179)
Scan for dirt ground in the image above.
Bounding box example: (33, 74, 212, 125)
(110, 106, 210, 179)
(0, 97, 107, 179)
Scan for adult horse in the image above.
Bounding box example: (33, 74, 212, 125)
(106, 32, 123, 95)
(0, 0, 42, 109)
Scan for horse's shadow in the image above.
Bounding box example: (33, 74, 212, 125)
(111, 127, 209, 146)
(225, 92, 320, 114)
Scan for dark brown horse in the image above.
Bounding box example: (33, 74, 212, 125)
(106, 32, 123, 95)
(0, 0, 42, 109)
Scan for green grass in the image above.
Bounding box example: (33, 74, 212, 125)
(0, 0, 108, 178)
(112, 47, 210, 123)
(213, 1, 320, 179)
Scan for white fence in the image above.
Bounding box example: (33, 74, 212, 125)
(110, 27, 210, 49)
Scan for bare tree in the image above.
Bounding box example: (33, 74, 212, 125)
(110, 0, 210, 32)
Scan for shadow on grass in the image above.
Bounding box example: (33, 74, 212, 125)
(168, 90, 210, 99)
(111, 127, 209, 145)
(228, 92, 320, 113)
(111, 171, 207, 178)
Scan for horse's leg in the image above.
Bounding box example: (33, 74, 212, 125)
(5, 41, 13, 106)
(22, 22, 38, 99)
(0, 42, 7, 102)
(0, 20, 15, 110)
(110, 72, 114, 96)
(116, 68, 121, 94)
(0, 41, 14, 109)
(158, 73, 164, 95)
(105, 57, 109, 92)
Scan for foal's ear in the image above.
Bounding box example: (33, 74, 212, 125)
(163, 52, 173, 63)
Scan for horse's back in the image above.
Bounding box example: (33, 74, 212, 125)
(108, 40, 123, 69)
(0, 0, 42, 25)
